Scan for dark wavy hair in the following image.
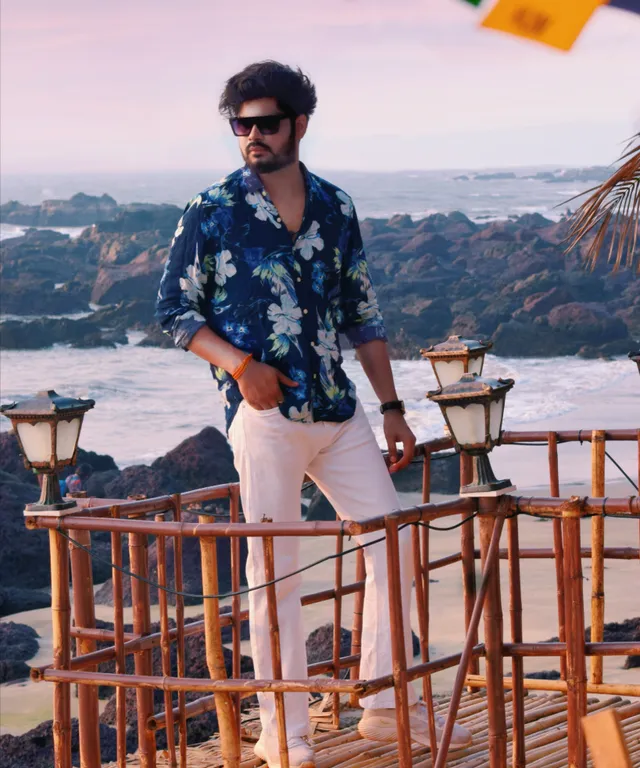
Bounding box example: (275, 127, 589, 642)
(219, 61, 317, 118)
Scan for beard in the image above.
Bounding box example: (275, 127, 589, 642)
(245, 131, 296, 174)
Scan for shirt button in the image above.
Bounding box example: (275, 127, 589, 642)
(303, 308, 308, 315)
(276, 216, 282, 223)
(261, 190, 267, 197)
(296, 277, 302, 283)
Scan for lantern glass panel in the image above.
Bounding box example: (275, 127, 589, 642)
(434, 360, 466, 388)
(57, 417, 81, 461)
(445, 403, 486, 446)
(16, 421, 52, 463)
(489, 398, 505, 441)
(468, 356, 484, 376)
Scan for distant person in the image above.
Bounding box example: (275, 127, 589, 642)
(157, 61, 471, 767)
(65, 463, 92, 495)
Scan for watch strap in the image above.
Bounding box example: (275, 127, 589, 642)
(380, 400, 405, 415)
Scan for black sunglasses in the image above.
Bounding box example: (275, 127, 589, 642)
(229, 113, 293, 137)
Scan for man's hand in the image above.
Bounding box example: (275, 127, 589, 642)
(384, 411, 416, 473)
(238, 361, 298, 410)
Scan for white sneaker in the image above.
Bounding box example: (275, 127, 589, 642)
(358, 700, 472, 750)
(254, 733, 316, 768)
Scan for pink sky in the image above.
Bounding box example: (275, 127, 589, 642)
(1, 0, 639, 173)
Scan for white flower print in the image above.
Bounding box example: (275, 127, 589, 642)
(294, 221, 324, 261)
(288, 402, 311, 423)
(246, 192, 281, 228)
(215, 250, 237, 286)
(267, 294, 303, 337)
(356, 288, 383, 324)
(179, 246, 208, 306)
(177, 309, 206, 324)
(188, 194, 202, 209)
(207, 186, 234, 207)
(171, 216, 184, 247)
(336, 190, 354, 218)
(315, 326, 340, 363)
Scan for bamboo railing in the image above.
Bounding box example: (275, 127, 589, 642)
(24, 428, 639, 768)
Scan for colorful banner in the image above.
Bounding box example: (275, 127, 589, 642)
(480, 0, 605, 51)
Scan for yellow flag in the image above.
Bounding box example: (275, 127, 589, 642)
(481, 0, 605, 51)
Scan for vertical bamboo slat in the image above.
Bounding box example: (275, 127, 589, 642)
(229, 486, 242, 733)
(332, 533, 344, 730)
(479, 500, 508, 768)
(110, 507, 127, 768)
(563, 501, 588, 768)
(507, 514, 525, 768)
(262, 533, 290, 768)
(198, 514, 241, 767)
(349, 549, 365, 708)
(172, 496, 188, 768)
(548, 431, 567, 681)
(50, 529, 72, 768)
(460, 453, 479, 677)
(385, 516, 413, 768)
(68, 528, 101, 768)
(434, 512, 505, 768)
(155, 515, 177, 767)
(128, 528, 156, 768)
(590, 430, 606, 686)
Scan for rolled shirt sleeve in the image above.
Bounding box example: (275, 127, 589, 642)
(339, 206, 388, 348)
(155, 196, 209, 350)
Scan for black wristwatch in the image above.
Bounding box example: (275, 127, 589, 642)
(380, 400, 406, 415)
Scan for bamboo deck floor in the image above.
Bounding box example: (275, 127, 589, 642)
(105, 690, 640, 767)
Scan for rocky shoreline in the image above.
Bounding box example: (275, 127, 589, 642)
(1, 194, 637, 358)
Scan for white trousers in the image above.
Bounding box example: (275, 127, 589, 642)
(228, 399, 417, 738)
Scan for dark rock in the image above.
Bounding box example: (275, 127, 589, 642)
(0, 192, 119, 226)
(0, 432, 38, 485)
(0, 621, 39, 662)
(528, 669, 561, 680)
(0, 587, 50, 617)
(306, 622, 421, 664)
(0, 717, 127, 767)
(75, 448, 118, 474)
(0, 317, 121, 350)
(544, 617, 639, 670)
(0, 659, 32, 683)
(138, 324, 178, 348)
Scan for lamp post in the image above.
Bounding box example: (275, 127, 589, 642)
(1, 390, 95, 514)
(629, 350, 640, 375)
(421, 335, 493, 389)
(428, 373, 515, 496)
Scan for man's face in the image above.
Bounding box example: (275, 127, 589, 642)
(236, 97, 304, 174)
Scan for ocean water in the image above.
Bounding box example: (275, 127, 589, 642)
(0, 167, 591, 224)
(0, 341, 634, 469)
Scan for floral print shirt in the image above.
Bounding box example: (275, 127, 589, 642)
(156, 164, 387, 432)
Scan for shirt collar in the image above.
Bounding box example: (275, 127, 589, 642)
(241, 162, 310, 196)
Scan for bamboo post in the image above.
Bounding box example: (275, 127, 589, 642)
(507, 513, 525, 768)
(434, 512, 505, 768)
(68, 528, 101, 768)
(229, 485, 242, 733)
(549, 431, 567, 680)
(460, 453, 479, 677)
(49, 529, 73, 768)
(110, 507, 127, 768)
(412, 524, 438, 758)
(590, 430, 606, 685)
(198, 513, 241, 767)
(262, 531, 290, 768)
(349, 548, 365, 708)
(478, 498, 508, 768)
(563, 498, 588, 768)
(385, 515, 413, 768)
(155, 515, 177, 767)
(128, 527, 157, 768)
(417, 449, 438, 755)
(172, 495, 188, 768)
(332, 533, 344, 730)
(582, 709, 632, 768)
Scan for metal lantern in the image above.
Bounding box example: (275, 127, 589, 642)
(428, 373, 514, 495)
(1, 390, 95, 512)
(629, 350, 640, 375)
(420, 335, 493, 389)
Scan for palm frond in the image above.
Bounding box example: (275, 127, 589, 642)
(565, 133, 640, 273)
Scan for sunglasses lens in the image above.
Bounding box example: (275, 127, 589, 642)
(258, 116, 283, 135)
(230, 118, 251, 136)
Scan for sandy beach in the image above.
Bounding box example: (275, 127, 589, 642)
(1, 372, 638, 736)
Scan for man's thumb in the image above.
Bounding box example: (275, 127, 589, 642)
(276, 371, 299, 387)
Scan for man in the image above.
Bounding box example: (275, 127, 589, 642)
(64, 463, 92, 495)
(157, 61, 471, 768)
